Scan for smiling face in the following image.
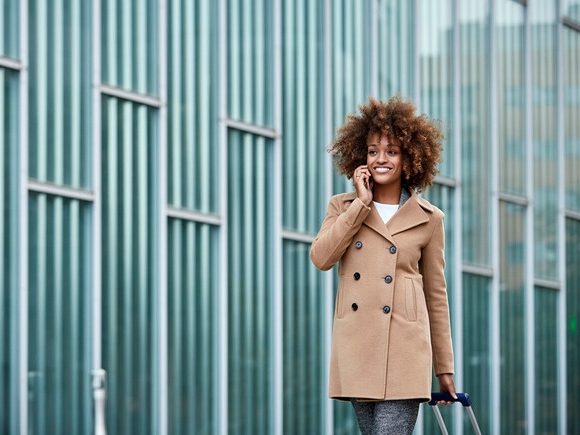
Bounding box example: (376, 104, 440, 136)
(366, 131, 403, 189)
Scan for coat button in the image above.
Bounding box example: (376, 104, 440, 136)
(384, 275, 393, 284)
(355, 241, 363, 249)
(389, 245, 397, 254)
(383, 305, 391, 314)
(354, 272, 361, 280)
(352, 303, 358, 311)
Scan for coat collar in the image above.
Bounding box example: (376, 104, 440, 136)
(341, 187, 433, 243)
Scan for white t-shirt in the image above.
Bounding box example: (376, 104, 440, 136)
(373, 201, 399, 223)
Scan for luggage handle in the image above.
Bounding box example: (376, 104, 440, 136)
(429, 392, 471, 407)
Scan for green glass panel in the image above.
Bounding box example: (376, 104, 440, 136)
(499, 202, 526, 434)
(418, 0, 453, 178)
(28, 0, 92, 188)
(227, 130, 274, 434)
(281, 0, 327, 234)
(378, 0, 414, 99)
(102, 0, 158, 95)
(28, 193, 92, 434)
(331, 0, 373, 196)
(0, 68, 19, 435)
(497, 1, 525, 196)
(168, 220, 219, 435)
(283, 240, 326, 434)
(462, 274, 491, 435)
(565, 0, 580, 21)
(0, 0, 18, 58)
(534, 286, 559, 434)
(102, 97, 158, 434)
(460, 0, 490, 267)
(564, 28, 580, 212)
(566, 219, 580, 435)
(227, 0, 273, 127)
(333, 399, 359, 435)
(531, 1, 557, 281)
(167, 0, 219, 213)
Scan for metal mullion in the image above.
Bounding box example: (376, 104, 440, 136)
(166, 207, 222, 226)
(323, 0, 333, 433)
(489, 0, 501, 433)
(557, 2, 567, 434)
(0, 57, 22, 70)
(281, 229, 315, 244)
(462, 264, 494, 278)
(18, 0, 29, 431)
(562, 16, 580, 33)
(99, 84, 162, 107)
(27, 180, 94, 202)
(533, 278, 560, 291)
(565, 209, 580, 221)
(498, 192, 529, 206)
(218, 0, 229, 431)
(158, 0, 168, 432)
(433, 175, 459, 188)
(222, 118, 279, 139)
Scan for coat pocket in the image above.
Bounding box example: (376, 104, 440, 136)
(404, 277, 418, 321)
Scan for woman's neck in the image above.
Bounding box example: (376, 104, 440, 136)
(372, 183, 402, 205)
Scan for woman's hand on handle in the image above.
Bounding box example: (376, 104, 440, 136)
(353, 165, 373, 206)
(436, 373, 458, 405)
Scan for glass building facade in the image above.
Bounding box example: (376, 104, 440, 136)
(1, 0, 579, 434)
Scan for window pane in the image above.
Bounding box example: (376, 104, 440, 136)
(0, 0, 18, 58)
(101, 98, 159, 434)
(564, 27, 580, 211)
(531, 1, 557, 281)
(566, 218, 580, 435)
(378, 0, 414, 99)
(102, 0, 158, 94)
(281, 0, 327, 234)
(168, 220, 219, 435)
(227, 130, 274, 434)
(418, 0, 453, 177)
(0, 69, 19, 435)
(283, 240, 326, 434)
(497, 1, 525, 196)
(28, 194, 92, 434)
(460, 0, 490, 267)
(28, 0, 92, 188)
(534, 286, 559, 434)
(499, 202, 526, 434)
(463, 274, 491, 435)
(167, 0, 219, 213)
(227, 0, 274, 127)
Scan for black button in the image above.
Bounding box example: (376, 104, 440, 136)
(355, 241, 363, 249)
(384, 275, 393, 284)
(389, 245, 397, 254)
(352, 303, 358, 311)
(354, 272, 361, 280)
(383, 305, 391, 314)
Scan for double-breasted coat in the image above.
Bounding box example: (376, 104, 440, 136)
(310, 188, 454, 401)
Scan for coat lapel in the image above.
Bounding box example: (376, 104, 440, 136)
(341, 189, 432, 242)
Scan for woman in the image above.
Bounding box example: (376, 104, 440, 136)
(310, 96, 457, 434)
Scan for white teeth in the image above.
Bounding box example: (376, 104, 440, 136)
(375, 167, 391, 173)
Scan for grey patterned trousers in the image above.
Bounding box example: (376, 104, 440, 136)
(351, 399, 421, 435)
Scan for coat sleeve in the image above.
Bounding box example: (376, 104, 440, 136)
(419, 211, 455, 376)
(310, 195, 371, 271)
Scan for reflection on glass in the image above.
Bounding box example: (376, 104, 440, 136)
(460, 0, 490, 267)
(497, 1, 525, 196)
(566, 219, 580, 435)
(531, 0, 558, 281)
(0, 0, 18, 58)
(499, 201, 525, 434)
(534, 286, 559, 433)
(564, 28, 580, 211)
(565, 0, 580, 21)
(419, 0, 453, 177)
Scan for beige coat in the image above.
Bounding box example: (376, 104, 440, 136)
(310, 189, 454, 402)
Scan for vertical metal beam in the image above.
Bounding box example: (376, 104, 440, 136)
(451, 0, 464, 431)
(217, 0, 229, 432)
(370, 0, 378, 97)
(323, 0, 334, 434)
(18, 0, 29, 432)
(489, 1, 501, 434)
(556, 0, 567, 433)
(158, 0, 168, 433)
(523, 1, 536, 434)
(273, 0, 283, 432)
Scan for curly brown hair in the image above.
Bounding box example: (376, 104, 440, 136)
(328, 96, 443, 191)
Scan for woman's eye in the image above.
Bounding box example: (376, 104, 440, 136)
(368, 150, 377, 156)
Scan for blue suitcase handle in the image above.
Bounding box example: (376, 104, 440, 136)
(429, 392, 472, 407)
